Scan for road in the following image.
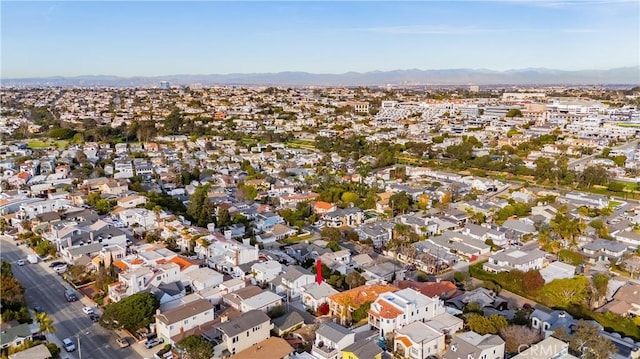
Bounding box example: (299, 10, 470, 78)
(0, 236, 141, 359)
(568, 139, 639, 170)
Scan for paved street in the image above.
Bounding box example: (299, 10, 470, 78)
(0, 235, 141, 359)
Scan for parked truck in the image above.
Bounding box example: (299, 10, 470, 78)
(26, 254, 38, 264)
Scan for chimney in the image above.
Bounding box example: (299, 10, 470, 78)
(316, 259, 323, 284)
(235, 249, 239, 266)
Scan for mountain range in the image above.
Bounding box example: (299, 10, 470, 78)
(3, 67, 639, 87)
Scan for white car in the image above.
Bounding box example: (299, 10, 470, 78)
(62, 338, 76, 352)
(82, 307, 94, 315)
(17, 259, 25, 266)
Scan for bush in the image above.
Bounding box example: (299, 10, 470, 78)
(351, 302, 371, 323)
(268, 305, 285, 319)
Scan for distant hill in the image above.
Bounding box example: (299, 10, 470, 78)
(3, 67, 639, 87)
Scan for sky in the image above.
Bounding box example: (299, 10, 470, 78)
(1, 0, 639, 78)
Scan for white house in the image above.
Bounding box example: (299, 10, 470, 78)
(483, 248, 546, 273)
(301, 281, 339, 312)
(182, 267, 224, 291)
(443, 331, 505, 359)
(394, 321, 445, 359)
(251, 260, 282, 284)
(311, 322, 355, 359)
(239, 291, 283, 313)
(271, 265, 316, 299)
(215, 310, 272, 356)
(155, 298, 214, 344)
(368, 288, 446, 337)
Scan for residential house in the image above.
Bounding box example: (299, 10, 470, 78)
(239, 291, 283, 313)
(8, 344, 53, 359)
(580, 239, 628, 264)
(0, 323, 32, 349)
(314, 201, 337, 215)
(311, 322, 355, 359)
(317, 250, 352, 275)
(223, 286, 264, 311)
(272, 311, 305, 336)
(530, 310, 585, 338)
(341, 337, 383, 359)
(251, 260, 283, 284)
(396, 280, 461, 301)
(368, 288, 446, 336)
(612, 230, 640, 249)
(501, 219, 536, 240)
(271, 265, 315, 299)
(327, 284, 398, 326)
(512, 337, 575, 359)
(394, 321, 445, 359)
(356, 223, 393, 248)
(116, 195, 147, 209)
(539, 262, 576, 283)
(182, 267, 224, 292)
(230, 337, 294, 359)
(155, 298, 215, 345)
(442, 331, 505, 359)
(215, 310, 272, 356)
(322, 207, 364, 228)
(483, 248, 546, 273)
(301, 281, 339, 312)
(599, 283, 640, 317)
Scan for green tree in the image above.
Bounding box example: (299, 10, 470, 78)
(321, 227, 342, 242)
(177, 335, 214, 359)
(326, 240, 341, 252)
(569, 320, 616, 359)
(578, 165, 608, 188)
(467, 314, 498, 334)
(186, 185, 215, 227)
(505, 109, 523, 118)
(35, 240, 56, 257)
(34, 311, 57, 335)
(100, 292, 160, 333)
(345, 271, 366, 289)
(389, 191, 412, 215)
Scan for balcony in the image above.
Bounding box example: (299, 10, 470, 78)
(312, 344, 339, 359)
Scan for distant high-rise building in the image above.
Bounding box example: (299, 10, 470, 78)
(159, 81, 170, 90)
(469, 85, 479, 93)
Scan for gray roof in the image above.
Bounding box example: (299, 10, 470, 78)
(315, 322, 352, 343)
(282, 265, 311, 281)
(342, 337, 383, 358)
(582, 239, 628, 253)
(397, 321, 443, 344)
(272, 311, 305, 331)
(489, 248, 546, 265)
(502, 219, 536, 234)
(8, 344, 52, 359)
(215, 310, 270, 338)
(0, 323, 32, 346)
(303, 281, 339, 300)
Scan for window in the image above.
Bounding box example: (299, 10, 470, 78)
(184, 320, 188, 324)
(247, 331, 250, 337)
(232, 336, 238, 343)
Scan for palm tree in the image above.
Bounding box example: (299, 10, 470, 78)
(34, 312, 56, 335)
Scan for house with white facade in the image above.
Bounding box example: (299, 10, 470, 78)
(215, 310, 272, 356)
(368, 287, 446, 337)
(250, 260, 282, 284)
(271, 265, 315, 299)
(182, 267, 224, 292)
(394, 321, 445, 359)
(311, 322, 355, 359)
(443, 331, 505, 359)
(155, 298, 215, 344)
(301, 281, 339, 312)
(483, 248, 546, 273)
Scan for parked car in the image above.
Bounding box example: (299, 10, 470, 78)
(89, 313, 100, 322)
(49, 261, 67, 268)
(116, 337, 129, 348)
(82, 307, 94, 315)
(64, 290, 78, 302)
(145, 338, 164, 349)
(32, 333, 46, 341)
(62, 338, 76, 352)
(26, 254, 38, 264)
(53, 264, 68, 274)
(17, 259, 25, 266)
(33, 305, 43, 313)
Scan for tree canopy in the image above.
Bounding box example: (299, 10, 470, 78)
(177, 335, 214, 359)
(100, 292, 159, 333)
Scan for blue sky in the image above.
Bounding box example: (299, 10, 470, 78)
(2, 1, 638, 78)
